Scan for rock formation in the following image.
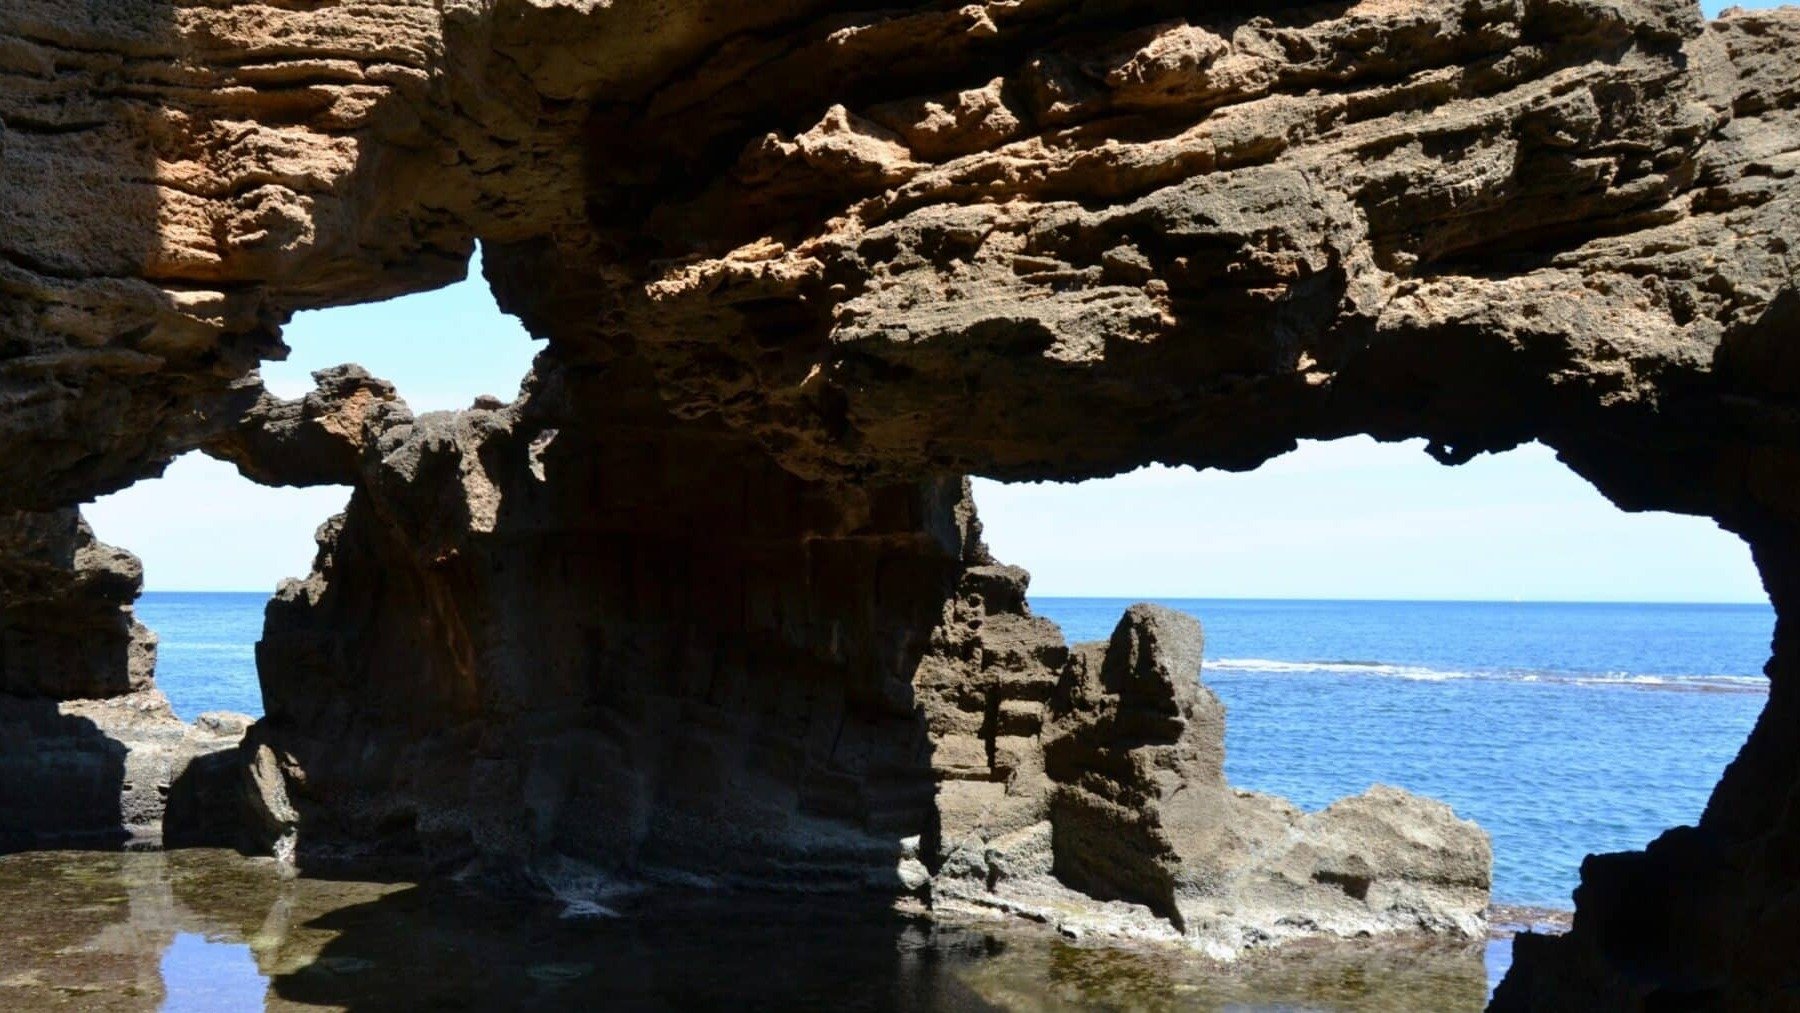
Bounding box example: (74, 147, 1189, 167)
(217, 369, 1490, 953)
(930, 599, 1490, 956)
(0, 510, 249, 849)
(2, 0, 1798, 1006)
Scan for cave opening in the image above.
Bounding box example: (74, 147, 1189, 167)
(82, 451, 347, 722)
(79, 248, 541, 725)
(263, 244, 540, 416)
(971, 436, 1773, 917)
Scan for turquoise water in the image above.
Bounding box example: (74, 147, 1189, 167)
(139, 593, 1772, 909)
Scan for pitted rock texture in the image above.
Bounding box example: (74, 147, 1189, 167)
(0, 509, 155, 699)
(206, 365, 410, 489)
(3, 1, 1800, 1008)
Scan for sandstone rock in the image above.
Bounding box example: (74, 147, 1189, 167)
(1, 1, 1799, 1006)
(206, 366, 412, 488)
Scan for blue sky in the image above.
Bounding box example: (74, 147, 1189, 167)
(87, 0, 1786, 600)
(1702, 0, 1785, 10)
(973, 446, 1762, 602)
(86, 249, 543, 592)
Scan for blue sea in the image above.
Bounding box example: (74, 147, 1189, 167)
(139, 592, 1772, 910)
(1034, 598, 1772, 910)
(138, 592, 267, 720)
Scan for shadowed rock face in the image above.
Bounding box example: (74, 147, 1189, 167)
(2, 0, 1799, 1006)
(0, 511, 153, 700)
(240, 362, 977, 889)
(0, 509, 249, 849)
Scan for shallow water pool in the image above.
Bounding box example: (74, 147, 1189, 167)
(0, 849, 1513, 1012)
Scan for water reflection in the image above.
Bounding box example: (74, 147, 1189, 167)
(161, 935, 263, 1011)
(0, 850, 1500, 1011)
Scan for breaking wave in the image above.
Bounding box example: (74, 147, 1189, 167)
(1205, 657, 1767, 693)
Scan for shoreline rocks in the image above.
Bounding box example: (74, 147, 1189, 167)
(932, 602, 1491, 959)
(0, 509, 253, 851)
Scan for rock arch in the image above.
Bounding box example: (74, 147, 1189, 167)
(2, 0, 1796, 1007)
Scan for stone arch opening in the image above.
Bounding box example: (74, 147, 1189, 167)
(970, 436, 1773, 987)
(74, 246, 543, 726)
(84, 450, 348, 722)
(263, 245, 541, 416)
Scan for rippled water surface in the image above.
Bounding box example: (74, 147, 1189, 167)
(137, 593, 265, 721)
(0, 850, 1502, 1012)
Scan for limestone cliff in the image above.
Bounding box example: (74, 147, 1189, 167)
(3, 0, 1799, 1007)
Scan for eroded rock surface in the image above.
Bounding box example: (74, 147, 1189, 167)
(3, 0, 1799, 1007)
(929, 599, 1489, 956)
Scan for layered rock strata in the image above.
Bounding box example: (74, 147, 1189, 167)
(2, 0, 1798, 1007)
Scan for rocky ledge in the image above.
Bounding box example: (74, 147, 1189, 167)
(930, 603, 1491, 957)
